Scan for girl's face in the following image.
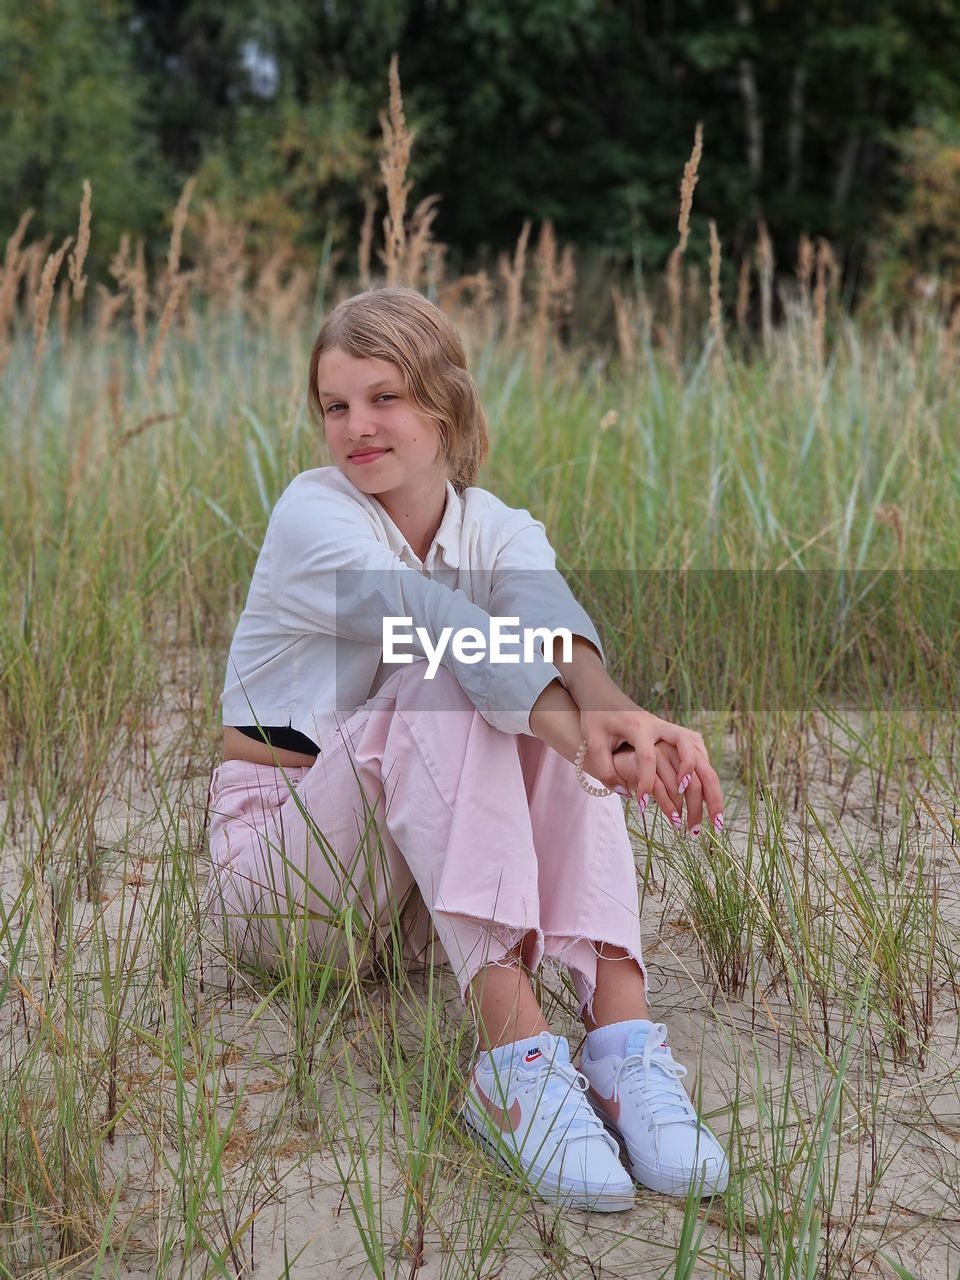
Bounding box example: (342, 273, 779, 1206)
(316, 348, 447, 500)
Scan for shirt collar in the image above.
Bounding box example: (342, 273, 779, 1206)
(371, 479, 463, 569)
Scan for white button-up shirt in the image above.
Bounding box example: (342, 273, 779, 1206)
(220, 466, 606, 746)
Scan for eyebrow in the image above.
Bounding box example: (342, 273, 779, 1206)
(317, 379, 398, 397)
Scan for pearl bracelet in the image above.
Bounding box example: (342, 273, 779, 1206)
(574, 739, 614, 797)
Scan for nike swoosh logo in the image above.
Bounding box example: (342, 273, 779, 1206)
(473, 1082, 521, 1132)
(588, 1083, 620, 1124)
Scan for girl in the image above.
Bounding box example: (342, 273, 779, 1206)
(206, 286, 729, 1213)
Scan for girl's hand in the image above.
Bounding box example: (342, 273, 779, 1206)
(580, 704, 724, 835)
(612, 742, 715, 836)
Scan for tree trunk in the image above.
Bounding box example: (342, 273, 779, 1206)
(787, 60, 806, 195)
(832, 133, 860, 211)
(735, 0, 764, 221)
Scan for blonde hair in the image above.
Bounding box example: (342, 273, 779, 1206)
(307, 287, 490, 494)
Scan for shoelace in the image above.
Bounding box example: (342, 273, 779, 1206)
(526, 1059, 607, 1140)
(486, 1032, 614, 1151)
(608, 1022, 699, 1130)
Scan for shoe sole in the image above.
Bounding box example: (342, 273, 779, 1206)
(595, 1116, 729, 1198)
(462, 1109, 635, 1213)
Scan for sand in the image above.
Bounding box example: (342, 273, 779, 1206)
(1, 694, 957, 1278)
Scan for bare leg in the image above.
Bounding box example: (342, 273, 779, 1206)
(466, 936, 550, 1051)
(468, 939, 651, 1050)
(580, 942, 651, 1033)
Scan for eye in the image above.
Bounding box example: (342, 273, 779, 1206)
(324, 393, 396, 413)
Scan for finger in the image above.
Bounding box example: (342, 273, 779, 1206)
(657, 763, 685, 833)
(695, 757, 726, 834)
(651, 774, 684, 831)
(674, 730, 706, 800)
(614, 743, 657, 813)
(645, 717, 685, 750)
(669, 729, 723, 835)
(653, 742, 684, 832)
(682, 769, 705, 836)
(659, 736, 702, 833)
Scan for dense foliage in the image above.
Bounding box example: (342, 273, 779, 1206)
(1, 1, 959, 299)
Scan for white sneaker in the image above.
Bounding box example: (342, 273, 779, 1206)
(462, 1030, 635, 1212)
(580, 1022, 729, 1197)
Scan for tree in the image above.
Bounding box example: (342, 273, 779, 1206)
(0, 0, 168, 278)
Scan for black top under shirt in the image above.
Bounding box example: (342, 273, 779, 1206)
(233, 725, 320, 756)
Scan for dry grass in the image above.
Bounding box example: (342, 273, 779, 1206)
(677, 121, 704, 255)
(814, 237, 838, 367)
(756, 218, 774, 353)
(67, 179, 92, 303)
(498, 218, 531, 344)
(378, 53, 416, 288)
(4, 59, 957, 401)
(164, 176, 196, 295)
(32, 236, 72, 374)
(708, 218, 723, 374)
(358, 187, 377, 289)
(146, 271, 189, 384)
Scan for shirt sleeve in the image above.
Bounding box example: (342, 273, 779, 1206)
(265, 487, 561, 735)
(486, 514, 606, 688)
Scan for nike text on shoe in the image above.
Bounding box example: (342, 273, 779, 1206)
(462, 1030, 635, 1212)
(580, 1022, 729, 1197)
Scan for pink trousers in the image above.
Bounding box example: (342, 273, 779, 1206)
(205, 659, 647, 1022)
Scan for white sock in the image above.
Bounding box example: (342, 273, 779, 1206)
(480, 1032, 563, 1073)
(586, 1018, 655, 1060)
(480, 1037, 526, 1071)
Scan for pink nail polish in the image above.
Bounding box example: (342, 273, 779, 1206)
(679, 774, 691, 794)
(613, 785, 629, 797)
(638, 793, 649, 814)
(691, 824, 701, 837)
(671, 811, 682, 829)
(714, 812, 724, 832)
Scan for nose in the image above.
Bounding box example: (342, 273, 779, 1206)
(345, 415, 379, 441)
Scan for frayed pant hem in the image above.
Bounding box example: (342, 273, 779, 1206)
(439, 915, 647, 1031)
(428, 913, 545, 1010)
(540, 935, 648, 1025)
